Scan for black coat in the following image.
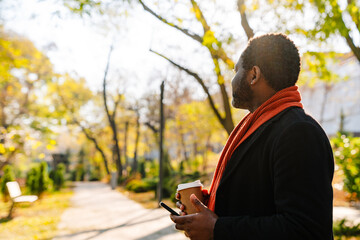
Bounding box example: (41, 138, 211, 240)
(213, 107, 334, 240)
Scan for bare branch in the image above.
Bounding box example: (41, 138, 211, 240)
(345, 33, 360, 62)
(145, 122, 158, 134)
(150, 49, 225, 127)
(112, 93, 122, 120)
(237, 0, 255, 40)
(74, 119, 110, 175)
(103, 45, 114, 124)
(138, 0, 203, 43)
(212, 58, 234, 132)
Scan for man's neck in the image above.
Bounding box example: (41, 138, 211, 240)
(248, 89, 277, 113)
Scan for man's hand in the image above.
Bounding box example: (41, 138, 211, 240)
(171, 194, 218, 240)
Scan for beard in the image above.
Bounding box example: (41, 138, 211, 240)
(232, 74, 253, 110)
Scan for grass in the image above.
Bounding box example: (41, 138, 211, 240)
(0, 189, 73, 240)
(118, 187, 176, 209)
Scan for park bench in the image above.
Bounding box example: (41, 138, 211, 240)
(6, 181, 38, 218)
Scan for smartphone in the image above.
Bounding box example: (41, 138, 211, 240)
(159, 201, 180, 216)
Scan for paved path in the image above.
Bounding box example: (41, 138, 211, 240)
(53, 182, 360, 240)
(53, 182, 186, 240)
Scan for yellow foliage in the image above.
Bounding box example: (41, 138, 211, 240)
(0, 144, 5, 154)
(32, 141, 42, 150)
(218, 75, 225, 85)
(46, 144, 55, 150)
(202, 30, 217, 48)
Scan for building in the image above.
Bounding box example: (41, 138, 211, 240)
(300, 53, 360, 136)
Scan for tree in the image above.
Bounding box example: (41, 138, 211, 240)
(139, 0, 238, 134)
(62, 0, 102, 16)
(102, 46, 123, 179)
(263, 0, 360, 62)
(0, 27, 54, 170)
(48, 75, 111, 175)
(332, 133, 360, 201)
(126, 104, 141, 175)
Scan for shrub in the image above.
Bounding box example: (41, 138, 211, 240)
(126, 178, 158, 193)
(75, 164, 85, 181)
(50, 163, 65, 191)
(38, 161, 50, 194)
(333, 218, 360, 239)
(138, 160, 146, 178)
(26, 161, 50, 196)
(26, 167, 39, 194)
(89, 165, 101, 181)
(0, 165, 15, 202)
(126, 179, 146, 193)
(332, 133, 360, 200)
(143, 178, 157, 191)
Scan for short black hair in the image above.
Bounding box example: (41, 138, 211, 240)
(241, 33, 301, 91)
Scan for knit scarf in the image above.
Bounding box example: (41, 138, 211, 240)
(207, 85, 303, 211)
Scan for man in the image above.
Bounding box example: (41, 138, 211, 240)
(171, 33, 334, 240)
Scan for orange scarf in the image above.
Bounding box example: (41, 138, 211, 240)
(207, 85, 303, 211)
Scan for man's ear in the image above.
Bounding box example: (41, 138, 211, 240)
(250, 66, 261, 85)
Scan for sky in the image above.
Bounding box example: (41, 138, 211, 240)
(0, 0, 250, 100)
(1, 0, 354, 99)
(2, 0, 172, 96)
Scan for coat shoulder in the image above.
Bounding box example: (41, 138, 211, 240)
(274, 107, 327, 136)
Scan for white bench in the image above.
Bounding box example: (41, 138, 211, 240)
(6, 181, 38, 218)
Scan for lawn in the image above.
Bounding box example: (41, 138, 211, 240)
(0, 189, 73, 240)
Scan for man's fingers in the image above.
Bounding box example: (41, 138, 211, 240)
(175, 223, 185, 231)
(170, 214, 193, 225)
(176, 201, 185, 211)
(190, 194, 207, 212)
(175, 192, 180, 200)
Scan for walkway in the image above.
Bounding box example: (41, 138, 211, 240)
(53, 182, 360, 240)
(53, 182, 186, 240)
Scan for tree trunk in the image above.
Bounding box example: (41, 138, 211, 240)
(219, 82, 235, 134)
(319, 83, 332, 125)
(102, 45, 122, 179)
(202, 134, 211, 173)
(180, 131, 189, 162)
(77, 123, 110, 175)
(158, 80, 165, 203)
(124, 121, 129, 174)
(132, 113, 140, 175)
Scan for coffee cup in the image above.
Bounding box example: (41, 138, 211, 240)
(177, 180, 204, 214)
